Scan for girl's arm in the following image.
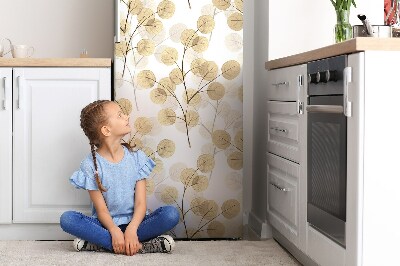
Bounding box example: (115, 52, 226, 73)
(124, 179, 147, 255)
(89, 190, 125, 254)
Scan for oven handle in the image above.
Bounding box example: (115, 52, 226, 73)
(306, 105, 343, 114)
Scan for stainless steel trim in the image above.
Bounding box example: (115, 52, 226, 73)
(343, 67, 352, 117)
(269, 181, 290, 192)
(2, 77, 6, 110)
(115, 0, 121, 43)
(272, 81, 289, 87)
(306, 105, 343, 114)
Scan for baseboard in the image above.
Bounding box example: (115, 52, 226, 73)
(272, 228, 318, 266)
(248, 211, 272, 239)
(0, 224, 73, 240)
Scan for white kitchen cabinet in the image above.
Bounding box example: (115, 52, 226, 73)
(0, 67, 111, 238)
(266, 64, 307, 253)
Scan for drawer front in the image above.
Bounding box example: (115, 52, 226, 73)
(267, 153, 299, 243)
(266, 64, 306, 101)
(267, 101, 299, 163)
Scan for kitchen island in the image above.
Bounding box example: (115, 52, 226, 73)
(265, 37, 400, 266)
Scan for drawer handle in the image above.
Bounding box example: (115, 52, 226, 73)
(270, 127, 288, 133)
(270, 181, 290, 192)
(272, 81, 289, 87)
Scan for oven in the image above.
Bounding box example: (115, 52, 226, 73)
(306, 55, 348, 248)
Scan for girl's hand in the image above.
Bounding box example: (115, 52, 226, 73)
(110, 227, 125, 254)
(124, 226, 141, 256)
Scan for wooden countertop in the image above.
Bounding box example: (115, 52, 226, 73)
(0, 58, 112, 67)
(265, 37, 400, 70)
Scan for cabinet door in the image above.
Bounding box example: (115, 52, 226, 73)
(0, 68, 12, 224)
(13, 67, 111, 223)
(267, 152, 299, 246)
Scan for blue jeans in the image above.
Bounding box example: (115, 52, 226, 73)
(60, 206, 179, 252)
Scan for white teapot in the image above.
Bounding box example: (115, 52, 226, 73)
(0, 38, 12, 57)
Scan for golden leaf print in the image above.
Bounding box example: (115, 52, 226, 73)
(190, 197, 206, 216)
(221, 60, 241, 80)
(212, 0, 231, 10)
(158, 108, 176, 125)
(158, 77, 176, 92)
(221, 199, 240, 219)
(200, 61, 218, 81)
(180, 29, 198, 47)
(227, 151, 243, 170)
(137, 39, 155, 56)
(161, 47, 179, 65)
(197, 154, 215, 173)
(156, 185, 178, 204)
(183, 89, 201, 106)
(152, 158, 164, 174)
(115, 41, 129, 57)
(234, 130, 243, 151)
(227, 12, 243, 31)
(191, 36, 209, 53)
(169, 23, 187, 43)
(200, 200, 219, 220)
(191, 175, 209, 192)
(150, 88, 167, 104)
(128, 0, 143, 15)
(207, 221, 225, 238)
(180, 168, 198, 187)
(190, 58, 206, 76)
(197, 15, 215, 34)
(207, 82, 225, 100)
(234, 0, 243, 13)
(212, 130, 231, 149)
(137, 70, 156, 88)
(169, 162, 186, 182)
(137, 8, 155, 25)
(142, 146, 156, 160)
(169, 68, 184, 85)
(145, 178, 155, 195)
(225, 33, 243, 52)
(115, 98, 132, 115)
(129, 137, 143, 149)
(185, 110, 200, 127)
(134, 117, 153, 135)
(120, 18, 131, 36)
(157, 139, 176, 158)
(144, 19, 163, 35)
(157, 0, 175, 19)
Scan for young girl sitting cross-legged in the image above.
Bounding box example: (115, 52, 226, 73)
(60, 100, 179, 256)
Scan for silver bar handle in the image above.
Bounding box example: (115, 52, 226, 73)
(306, 105, 343, 114)
(17, 76, 23, 109)
(272, 81, 289, 87)
(2, 77, 6, 110)
(270, 127, 288, 133)
(344, 67, 352, 117)
(115, 0, 121, 43)
(270, 181, 290, 192)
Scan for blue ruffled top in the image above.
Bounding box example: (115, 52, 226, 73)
(70, 146, 155, 226)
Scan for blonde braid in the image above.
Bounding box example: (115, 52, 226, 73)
(90, 143, 107, 192)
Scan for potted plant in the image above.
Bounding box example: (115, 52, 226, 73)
(331, 0, 357, 42)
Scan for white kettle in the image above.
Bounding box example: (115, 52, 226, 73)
(0, 38, 12, 57)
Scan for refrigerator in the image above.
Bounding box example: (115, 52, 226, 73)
(113, 0, 243, 239)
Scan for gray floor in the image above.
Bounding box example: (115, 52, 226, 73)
(0, 239, 301, 266)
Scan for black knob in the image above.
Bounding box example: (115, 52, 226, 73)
(309, 72, 320, 84)
(328, 70, 338, 82)
(319, 71, 328, 83)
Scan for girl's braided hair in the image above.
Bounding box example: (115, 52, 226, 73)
(80, 100, 132, 192)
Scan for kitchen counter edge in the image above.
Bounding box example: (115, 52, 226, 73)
(265, 37, 400, 70)
(0, 58, 112, 67)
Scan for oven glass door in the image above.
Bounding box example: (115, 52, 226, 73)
(307, 95, 347, 247)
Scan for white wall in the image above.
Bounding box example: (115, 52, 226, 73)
(0, 0, 114, 58)
(269, 0, 383, 60)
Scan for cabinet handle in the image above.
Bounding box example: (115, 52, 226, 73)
(272, 81, 289, 87)
(270, 127, 288, 133)
(269, 181, 290, 192)
(2, 77, 6, 110)
(17, 76, 23, 109)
